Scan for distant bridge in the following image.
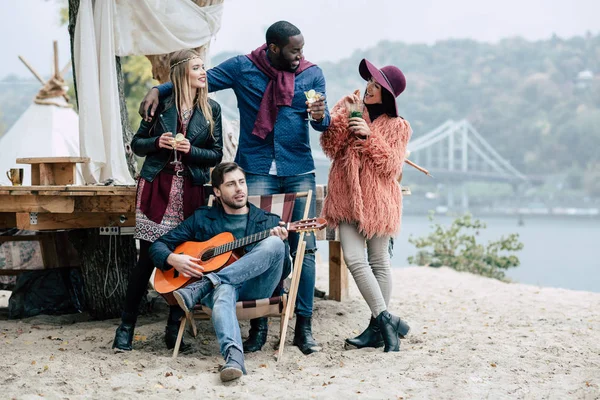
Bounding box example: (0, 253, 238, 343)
(407, 119, 528, 209)
(410, 119, 527, 183)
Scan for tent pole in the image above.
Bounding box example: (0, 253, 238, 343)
(18, 56, 45, 85)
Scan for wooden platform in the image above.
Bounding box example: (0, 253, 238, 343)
(0, 184, 136, 230)
(0, 182, 411, 302)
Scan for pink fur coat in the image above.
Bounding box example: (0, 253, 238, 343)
(320, 98, 412, 238)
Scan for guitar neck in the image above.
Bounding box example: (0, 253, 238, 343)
(213, 224, 288, 257)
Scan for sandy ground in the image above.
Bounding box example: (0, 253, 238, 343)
(1, 266, 599, 400)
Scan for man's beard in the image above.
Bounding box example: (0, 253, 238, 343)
(275, 53, 298, 72)
(221, 196, 246, 210)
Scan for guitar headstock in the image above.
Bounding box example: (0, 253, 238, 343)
(288, 218, 327, 233)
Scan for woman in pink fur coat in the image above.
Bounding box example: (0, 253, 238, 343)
(320, 59, 412, 352)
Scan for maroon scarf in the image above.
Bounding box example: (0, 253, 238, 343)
(246, 44, 315, 139)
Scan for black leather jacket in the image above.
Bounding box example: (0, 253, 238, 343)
(131, 95, 223, 185)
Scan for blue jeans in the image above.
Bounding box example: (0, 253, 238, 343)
(244, 172, 317, 317)
(202, 236, 285, 356)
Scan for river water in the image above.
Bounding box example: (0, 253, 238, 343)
(317, 215, 600, 293)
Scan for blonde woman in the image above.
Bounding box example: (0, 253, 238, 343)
(113, 50, 223, 352)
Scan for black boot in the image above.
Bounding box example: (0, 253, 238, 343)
(165, 306, 190, 352)
(292, 315, 322, 355)
(112, 322, 135, 351)
(164, 324, 191, 352)
(376, 310, 411, 352)
(243, 317, 268, 353)
(345, 317, 384, 349)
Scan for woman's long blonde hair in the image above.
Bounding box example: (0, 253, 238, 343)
(169, 49, 214, 136)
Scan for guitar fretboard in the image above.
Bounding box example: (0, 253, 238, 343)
(201, 228, 273, 261)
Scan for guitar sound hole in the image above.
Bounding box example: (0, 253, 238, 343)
(201, 248, 215, 262)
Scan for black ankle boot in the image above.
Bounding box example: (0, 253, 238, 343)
(376, 310, 410, 352)
(164, 324, 191, 352)
(293, 315, 322, 355)
(243, 317, 268, 353)
(345, 317, 384, 349)
(112, 322, 135, 351)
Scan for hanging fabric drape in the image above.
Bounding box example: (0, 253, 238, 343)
(74, 0, 223, 185)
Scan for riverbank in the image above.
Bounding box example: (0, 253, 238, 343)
(1, 266, 599, 399)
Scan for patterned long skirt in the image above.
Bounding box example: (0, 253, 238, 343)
(134, 175, 184, 243)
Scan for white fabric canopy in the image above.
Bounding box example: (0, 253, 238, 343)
(0, 97, 84, 186)
(74, 0, 223, 185)
(113, 0, 223, 56)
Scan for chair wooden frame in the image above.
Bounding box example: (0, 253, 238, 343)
(171, 190, 312, 362)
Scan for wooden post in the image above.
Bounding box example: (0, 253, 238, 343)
(53, 41, 60, 79)
(328, 240, 348, 301)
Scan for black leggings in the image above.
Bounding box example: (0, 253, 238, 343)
(122, 240, 183, 325)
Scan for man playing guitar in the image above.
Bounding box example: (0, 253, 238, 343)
(149, 162, 291, 382)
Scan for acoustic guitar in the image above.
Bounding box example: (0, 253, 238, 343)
(154, 217, 327, 294)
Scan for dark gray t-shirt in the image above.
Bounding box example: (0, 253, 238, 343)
(222, 212, 248, 240)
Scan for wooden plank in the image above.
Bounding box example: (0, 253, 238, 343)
(30, 164, 40, 185)
(0, 235, 45, 243)
(0, 213, 16, 229)
(0, 185, 136, 196)
(16, 157, 90, 164)
(52, 163, 76, 185)
(0, 195, 74, 213)
(66, 185, 136, 193)
(39, 234, 60, 268)
(74, 196, 135, 213)
(38, 163, 56, 185)
(328, 240, 348, 302)
(15, 212, 136, 230)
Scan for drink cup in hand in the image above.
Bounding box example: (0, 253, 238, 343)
(305, 89, 322, 121)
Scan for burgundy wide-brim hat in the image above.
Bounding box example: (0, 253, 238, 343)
(359, 58, 406, 116)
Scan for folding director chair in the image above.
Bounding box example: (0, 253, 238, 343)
(171, 190, 313, 362)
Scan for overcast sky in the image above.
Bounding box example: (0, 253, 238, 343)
(2, 0, 600, 79)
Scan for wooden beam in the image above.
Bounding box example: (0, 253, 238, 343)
(15, 212, 135, 230)
(16, 157, 90, 164)
(1, 185, 136, 196)
(0, 235, 45, 243)
(51, 163, 77, 185)
(328, 240, 348, 302)
(0, 213, 16, 229)
(0, 195, 74, 213)
(74, 196, 135, 213)
(53, 41, 59, 79)
(38, 163, 56, 185)
(60, 61, 72, 78)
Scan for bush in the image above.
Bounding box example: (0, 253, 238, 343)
(407, 213, 523, 281)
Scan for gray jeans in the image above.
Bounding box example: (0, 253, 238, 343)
(339, 222, 392, 317)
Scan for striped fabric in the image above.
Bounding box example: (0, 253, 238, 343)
(199, 295, 287, 320)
